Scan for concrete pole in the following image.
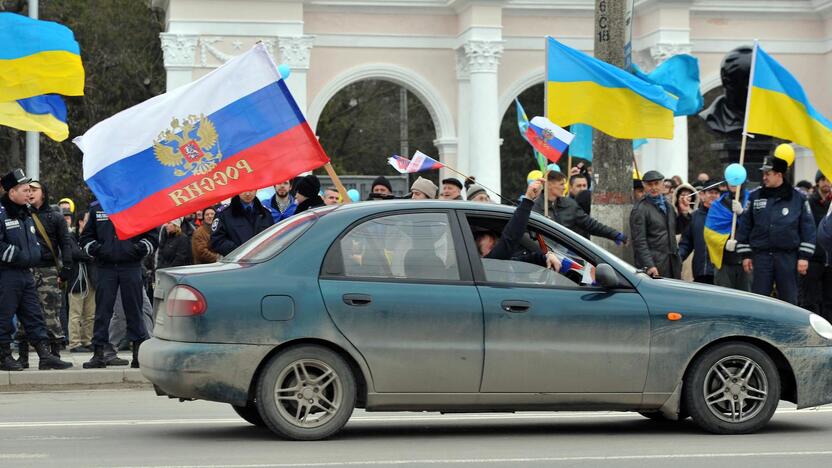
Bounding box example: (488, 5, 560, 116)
(26, 0, 40, 180)
(592, 0, 634, 261)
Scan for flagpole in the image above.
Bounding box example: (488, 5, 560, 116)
(543, 36, 550, 218)
(730, 39, 759, 240)
(442, 164, 517, 206)
(565, 154, 572, 196)
(323, 162, 351, 204)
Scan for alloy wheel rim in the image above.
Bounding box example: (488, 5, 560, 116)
(703, 355, 769, 423)
(274, 358, 342, 428)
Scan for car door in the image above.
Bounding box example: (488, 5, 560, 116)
(319, 210, 483, 393)
(461, 211, 650, 399)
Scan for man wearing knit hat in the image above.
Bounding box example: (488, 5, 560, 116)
(368, 176, 395, 201)
(801, 170, 832, 317)
(735, 144, 816, 305)
(294, 174, 326, 213)
(466, 183, 490, 203)
(410, 177, 437, 200)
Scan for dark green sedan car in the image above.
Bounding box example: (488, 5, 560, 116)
(141, 200, 832, 440)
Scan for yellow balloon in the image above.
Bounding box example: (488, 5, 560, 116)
(774, 143, 795, 167)
(632, 168, 642, 180)
(527, 170, 543, 181)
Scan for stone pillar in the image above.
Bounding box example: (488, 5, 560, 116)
(435, 139, 459, 183)
(278, 36, 314, 116)
(455, 48, 471, 179)
(160, 33, 198, 91)
(462, 40, 504, 193)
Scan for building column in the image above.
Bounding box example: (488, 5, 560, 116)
(160, 33, 198, 91)
(278, 36, 314, 116)
(454, 49, 471, 179)
(462, 40, 504, 193)
(435, 139, 459, 183)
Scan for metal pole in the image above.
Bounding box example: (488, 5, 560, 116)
(26, 0, 40, 180)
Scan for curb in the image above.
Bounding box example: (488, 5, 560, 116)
(0, 352, 151, 391)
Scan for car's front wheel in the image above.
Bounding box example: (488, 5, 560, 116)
(683, 342, 780, 434)
(256, 345, 356, 440)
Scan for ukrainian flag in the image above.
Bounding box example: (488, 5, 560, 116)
(0, 12, 84, 101)
(704, 191, 747, 270)
(746, 44, 832, 178)
(0, 94, 69, 141)
(546, 37, 678, 139)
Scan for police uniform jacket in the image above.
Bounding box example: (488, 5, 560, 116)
(533, 194, 618, 240)
(736, 184, 816, 260)
(79, 201, 158, 266)
(0, 195, 42, 270)
(210, 196, 273, 256)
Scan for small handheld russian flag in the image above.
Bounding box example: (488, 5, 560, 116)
(388, 150, 444, 174)
(525, 116, 574, 163)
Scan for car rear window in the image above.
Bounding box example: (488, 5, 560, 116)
(223, 206, 337, 263)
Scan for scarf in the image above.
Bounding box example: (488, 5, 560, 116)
(646, 194, 667, 214)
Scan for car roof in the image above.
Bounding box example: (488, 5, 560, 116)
(321, 199, 522, 216)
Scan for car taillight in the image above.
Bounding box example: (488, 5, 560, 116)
(166, 285, 207, 317)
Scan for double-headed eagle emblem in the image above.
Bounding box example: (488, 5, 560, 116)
(153, 114, 222, 176)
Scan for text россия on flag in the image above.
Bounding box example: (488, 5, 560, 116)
(74, 44, 330, 239)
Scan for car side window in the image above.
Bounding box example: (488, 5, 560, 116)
(339, 213, 460, 281)
(468, 216, 597, 288)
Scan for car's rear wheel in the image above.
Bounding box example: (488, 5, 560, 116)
(256, 345, 356, 440)
(683, 342, 780, 434)
(231, 403, 266, 427)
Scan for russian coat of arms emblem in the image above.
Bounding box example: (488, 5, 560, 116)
(153, 114, 222, 176)
(541, 128, 555, 141)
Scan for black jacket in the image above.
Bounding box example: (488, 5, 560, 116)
(736, 184, 816, 260)
(0, 194, 42, 269)
(158, 231, 192, 269)
(30, 184, 73, 269)
(808, 191, 830, 265)
(79, 201, 158, 266)
(67, 230, 95, 294)
(210, 196, 274, 256)
(630, 196, 680, 274)
(533, 194, 618, 240)
(295, 195, 325, 214)
(485, 198, 547, 266)
(678, 205, 715, 278)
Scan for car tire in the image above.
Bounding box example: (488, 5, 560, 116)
(683, 342, 780, 434)
(256, 345, 356, 440)
(231, 403, 266, 428)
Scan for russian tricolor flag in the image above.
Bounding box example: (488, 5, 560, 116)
(524, 116, 574, 163)
(74, 44, 329, 239)
(388, 150, 444, 174)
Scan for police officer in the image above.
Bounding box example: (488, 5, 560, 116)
(736, 145, 816, 305)
(210, 190, 273, 256)
(0, 169, 72, 371)
(80, 200, 158, 368)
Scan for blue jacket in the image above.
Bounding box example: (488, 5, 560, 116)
(678, 205, 715, 278)
(0, 195, 42, 269)
(736, 184, 816, 260)
(266, 194, 297, 223)
(79, 201, 158, 266)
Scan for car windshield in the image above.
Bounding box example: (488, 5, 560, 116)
(223, 206, 337, 263)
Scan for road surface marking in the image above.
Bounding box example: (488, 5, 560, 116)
(1, 407, 830, 429)
(110, 450, 832, 467)
(0, 453, 47, 459)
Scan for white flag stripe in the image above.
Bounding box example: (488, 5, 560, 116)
(76, 44, 281, 180)
(387, 157, 407, 174)
(408, 152, 427, 172)
(530, 116, 575, 145)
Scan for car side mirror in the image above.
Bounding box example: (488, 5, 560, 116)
(595, 263, 619, 288)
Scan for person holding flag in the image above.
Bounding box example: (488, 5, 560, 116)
(707, 182, 751, 292)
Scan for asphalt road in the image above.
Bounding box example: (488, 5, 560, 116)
(1, 389, 832, 468)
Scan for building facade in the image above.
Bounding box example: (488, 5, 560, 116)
(156, 0, 832, 191)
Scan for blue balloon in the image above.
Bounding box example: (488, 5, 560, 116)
(347, 189, 360, 202)
(724, 163, 747, 186)
(278, 64, 291, 79)
(546, 163, 561, 173)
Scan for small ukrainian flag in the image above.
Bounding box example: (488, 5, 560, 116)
(546, 37, 678, 140)
(0, 94, 69, 142)
(0, 12, 84, 101)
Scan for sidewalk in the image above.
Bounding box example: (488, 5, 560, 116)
(0, 351, 150, 390)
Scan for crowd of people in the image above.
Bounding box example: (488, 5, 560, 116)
(3, 144, 832, 371)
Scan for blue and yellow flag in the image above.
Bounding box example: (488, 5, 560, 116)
(632, 54, 703, 117)
(0, 12, 84, 101)
(704, 191, 747, 269)
(0, 94, 69, 141)
(546, 37, 678, 139)
(747, 44, 832, 178)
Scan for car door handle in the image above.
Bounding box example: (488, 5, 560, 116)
(501, 300, 531, 313)
(343, 294, 372, 306)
